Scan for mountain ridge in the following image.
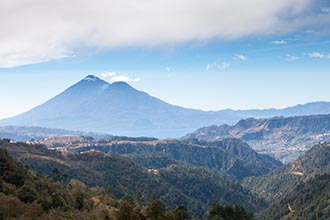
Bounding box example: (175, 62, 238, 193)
(2, 75, 330, 138)
(183, 114, 330, 163)
(35, 136, 282, 180)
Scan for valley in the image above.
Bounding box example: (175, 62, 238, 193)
(2, 133, 330, 219)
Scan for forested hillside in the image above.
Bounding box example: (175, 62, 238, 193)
(244, 142, 330, 204)
(259, 172, 330, 220)
(36, 137, 281, 180)
(0, 146, 256, 220)
(0, 139, 264, 217)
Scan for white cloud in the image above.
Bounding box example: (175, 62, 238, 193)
(205, 64, 212, 72)
(233, 54, 248, 61)
(271, 40, 287, 45)
(166, 67, 175, 73)
(321, 7, 330, 13)
(220, 62, 231, 70)
(0, 0, 329, 67)
(99, 71, 141, 83)
(286, 54, 300, 61)
(110, 75, 141, 83)
(0, 48, 73, 68)
(100, 72, 116, 78)
(307, 52, 330, 59)
(205, 61, 231, 71)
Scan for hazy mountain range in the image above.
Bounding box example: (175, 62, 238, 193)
(183, 114, 330, 163)
(0, 126, 111, 141)
(1, 75, 330, 138)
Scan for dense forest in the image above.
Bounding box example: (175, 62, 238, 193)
(259, 172, 330, 219)
(244, 142, 330, 203)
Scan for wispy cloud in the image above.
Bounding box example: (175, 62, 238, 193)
(1, 0, 329, 67)
(307, 52, 330, 59)
(321, 7, 330, 13)
(206, 61, 230, 72)
(0, 49, 73, 68)
(100, 71, 141, 83)
(165, 67, 174, 73)
(286, 54, 300, 61)
(205, 64, 212, 72)
(233, 54, 248, 61)
(271, 40, 287, 45)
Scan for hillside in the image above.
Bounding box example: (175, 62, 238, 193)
(4, 117, 330, 219)
(1, 75, 330, 138)
(258, 172, 330, 220)
(1, 145, 257, 219)
(35, 137, 282, 180)
(0, 139, 266, 216)
(183, 114, 330, 163)
(243, 142, 330, 205)
(0, 147, 116, 219)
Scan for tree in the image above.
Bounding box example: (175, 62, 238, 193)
(165, 211, 175, 220)
(208, 201, 225, 220)
(116, 200, 146, 220)
(145, 199, 166, 220)
(116, 201, 134, 220)
(122, 194, 134, 205)
(136, 191, 143, 206)
(174, 206, 191, 220)
(51, 167, 60, 181)
(208, 201, 254, 220)
(17, 184, 37, 203)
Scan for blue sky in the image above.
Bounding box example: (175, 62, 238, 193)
(0, 0, 329, 119)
